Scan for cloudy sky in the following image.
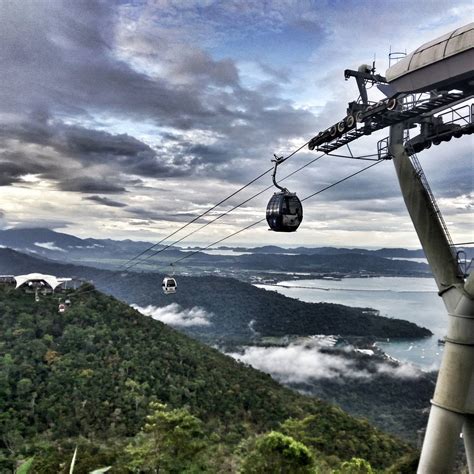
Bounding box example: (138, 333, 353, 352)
(0, 0, 472, 248)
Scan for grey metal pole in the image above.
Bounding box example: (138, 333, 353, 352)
(389, 123, 474, 473)
(464, 415, 474, 473)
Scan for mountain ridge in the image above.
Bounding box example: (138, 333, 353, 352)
(0, 283, 414, 472)
(0, 247, 432, 340)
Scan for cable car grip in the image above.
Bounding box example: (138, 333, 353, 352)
(271, 154, 289, 193)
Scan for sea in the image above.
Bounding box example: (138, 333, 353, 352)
(256, 276, 446, 370)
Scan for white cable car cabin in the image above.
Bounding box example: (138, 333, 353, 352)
(162, 277, 177, 294)
(58, 303, 66, 313)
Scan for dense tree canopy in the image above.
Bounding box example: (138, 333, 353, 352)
(0, 285, 415, 472)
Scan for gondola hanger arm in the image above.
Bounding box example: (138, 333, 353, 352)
(271, 154, 289, 193)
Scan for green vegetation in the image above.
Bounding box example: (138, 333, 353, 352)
(239, 431, 316, 473)
(0, 248, 432, 345)
(106, 274, 432, 341)
(285, 349, 436, 443)
(0, 285, 416, 472)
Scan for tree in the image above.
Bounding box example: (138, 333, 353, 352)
(125, 401, 207, 473)
(240, 431, 315, 474)
(334, 457, 373, 474)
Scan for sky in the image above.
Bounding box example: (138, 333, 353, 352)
(0, 0, 472, 248)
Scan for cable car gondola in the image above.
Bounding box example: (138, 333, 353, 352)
(162, 277, 177, 295)
(266, 191, 303, 232)
(266, 154, 303, 232)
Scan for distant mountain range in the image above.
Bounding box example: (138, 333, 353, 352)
(0, 227, 443, 277)
(213, 245, 430, 258)
(0, 227, 155, 263)
(0, 227, 435, 258)
(0, 246, 436, 448)
(0, 247, 431, 341)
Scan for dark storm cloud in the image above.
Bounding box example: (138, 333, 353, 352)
(0, 118, 188, 191)
(0, 150, 55, 186)
(0, 0, 321, 191)
(1, 119, 169, 171)
(58, 177, 127, 194)
(51, 123, 184, 177)
(84, 195, 127, 208)
(0, 1, 211, 127)
(0, 160, 34, 186)
(126, 207, 197, 223)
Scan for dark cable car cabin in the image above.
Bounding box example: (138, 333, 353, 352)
(162, 277, 177, 295)
(266, 191, 303, 232)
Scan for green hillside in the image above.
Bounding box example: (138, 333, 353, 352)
(0, 285, 415, 472)
(0, 248, 432, 342)
(108, 273, 432, 341)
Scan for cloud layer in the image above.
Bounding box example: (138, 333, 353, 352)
(228, 341, 422, 384)
(133, 303, 212, 327)
(0, 0, 471, 245)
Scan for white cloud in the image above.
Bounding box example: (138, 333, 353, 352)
(34, 241, 65, 252)
(228, 343, 371, 383)
(132, 303, 212, 327)
(376, 361, 422, 379)
(1, 0, 471, 247)
(228, 341, 423, 384)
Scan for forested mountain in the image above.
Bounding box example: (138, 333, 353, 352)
(0, 227, 157, 264)
(0, 285, 416, 472)
(0, 248, 431, 341)
(0, 227, 438, 276)
(111, 273, 432, 341)
(220, 245, 429, 258)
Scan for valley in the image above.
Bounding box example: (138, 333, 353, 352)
(0, 241, 439, 450)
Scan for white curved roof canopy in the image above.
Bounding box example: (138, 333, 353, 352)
(15, 273, 71, 290)
(386, 23, 474, 93)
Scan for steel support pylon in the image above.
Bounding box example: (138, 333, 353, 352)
(389, 123, 474, 473)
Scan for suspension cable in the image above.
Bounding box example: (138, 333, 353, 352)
(118, 167, 273, 270)
(146, 159, 385, 272)
(126, 152, 327, 270)
(118, 139, 312, 271)
(69, 158, 385, 299)
(69, 139, 313, 295)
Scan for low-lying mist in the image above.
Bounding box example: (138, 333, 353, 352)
(227, 341, 423, 384)
(133, 303, 213, 327)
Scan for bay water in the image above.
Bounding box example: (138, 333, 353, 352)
(256, 276, 446, 370)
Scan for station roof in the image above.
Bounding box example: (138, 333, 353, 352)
(14, 273, 72, 290)
(386, 22, 473, 92)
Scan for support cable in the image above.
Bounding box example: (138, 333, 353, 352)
(119, 139, 312, 272)
(70, 158, 384, 299)
(125, 152, 327, 270)
(147, 159, 384, 272)
(69, 139, 313, 295)
(119, 167, 273, 270)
